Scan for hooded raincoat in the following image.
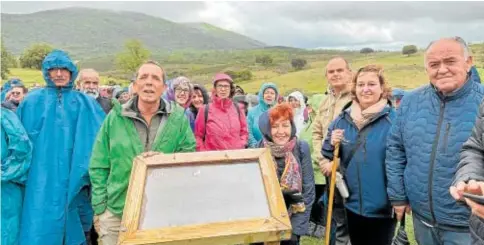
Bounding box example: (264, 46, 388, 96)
(1, 107, 32, 245)
(1, 79, 23, 102)
(195, 91, 249, 151)
(16, 50, 105, 245)
(194, 73, 248, 151)
(247, 83, 279, 148)
(288, 91, 307, 137)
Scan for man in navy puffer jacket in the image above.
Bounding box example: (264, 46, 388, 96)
(386, 37, 484, 245)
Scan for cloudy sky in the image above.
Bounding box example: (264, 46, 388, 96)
(2, 1, 484, 50)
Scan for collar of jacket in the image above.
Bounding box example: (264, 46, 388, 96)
(431, 76, 474, 102)
(341, 101, 392, 128)
(330, 86, 351, 98)
(121, 96, 172, 118)
(211, 93, 233, 111)
(341, 100, 392, 128)
(341, 99, 393, 112)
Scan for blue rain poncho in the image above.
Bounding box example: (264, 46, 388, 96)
(1, 107, 32, 245)
(16, 50, 105, 245)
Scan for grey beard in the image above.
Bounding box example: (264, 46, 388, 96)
(82, 89, 99, 99)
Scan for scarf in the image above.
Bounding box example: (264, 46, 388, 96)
(264, 138, 305, 213)
(350, 99, 388, 130)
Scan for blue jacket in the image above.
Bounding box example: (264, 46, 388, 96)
(258, 110, 315, 236)
(1, 78, 23, 102)
(471, 66, 481, 84)
(17, 50, 105, 245)
(1, 107, 32, 245)
(386, 79, 484, 230)
(322, 103, 395, 218)
(247, 82, 279, 148)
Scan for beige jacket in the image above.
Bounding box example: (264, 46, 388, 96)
(312, 89, 352, 165)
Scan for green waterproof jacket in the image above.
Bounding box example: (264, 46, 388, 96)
(89, 99, 196, 217)
(299, 94, 326, 185)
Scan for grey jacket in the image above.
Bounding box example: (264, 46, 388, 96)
(454, 101, 484, 244)
(121, 96, 171, 151)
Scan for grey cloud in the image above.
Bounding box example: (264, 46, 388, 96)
(263, 2, 484, 23)
(2, 1, 483, 50)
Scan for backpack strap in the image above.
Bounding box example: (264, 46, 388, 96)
(339, 127, 371, 176)
(233, 101, 241, 118)
(203, 104, 209, 141)
(203, 102, 241, 142)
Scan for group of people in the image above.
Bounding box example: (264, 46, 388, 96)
(1, 36, 484, 245)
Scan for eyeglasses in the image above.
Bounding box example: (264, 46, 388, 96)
(11, 92, 21, 96)
(216, 84, 231, 90)
(175, 88, 190, 94)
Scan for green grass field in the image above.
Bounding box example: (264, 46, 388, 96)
(7, 68, 128, 87)
(5, 43, 483, 93)
(301, 215, 417, 245)
(242, 51, 483, 95)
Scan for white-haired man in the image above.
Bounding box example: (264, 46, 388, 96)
(386, 37, 484, 245)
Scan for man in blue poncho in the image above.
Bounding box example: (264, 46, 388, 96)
(1, 106, 32, 245)
(17, 50, 105, 245)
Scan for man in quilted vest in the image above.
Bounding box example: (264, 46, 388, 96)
(89, 61, 196, 245)
(386, 37, 484, 245)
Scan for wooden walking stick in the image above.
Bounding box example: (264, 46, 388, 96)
(324, 142, 340, 245)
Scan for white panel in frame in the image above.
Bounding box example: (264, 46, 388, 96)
(118, 148, 292, 245)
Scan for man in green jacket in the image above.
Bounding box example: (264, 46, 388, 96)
(89, 61, 196, 245)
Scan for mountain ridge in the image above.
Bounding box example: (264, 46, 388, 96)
(1, 7, 266, 58)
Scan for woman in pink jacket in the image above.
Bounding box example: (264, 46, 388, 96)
(194, 73, 249, 151)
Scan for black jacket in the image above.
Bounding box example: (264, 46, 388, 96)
(454, 101, 484, 244)
(96, 96, 113, 114)
(1, 100, 19, 111)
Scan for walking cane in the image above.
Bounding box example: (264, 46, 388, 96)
(324, 142, 340, 245)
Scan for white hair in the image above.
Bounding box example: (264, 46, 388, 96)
(424, 36, 470, 67)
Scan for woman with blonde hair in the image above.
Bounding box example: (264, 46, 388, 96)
(322, 65, 396, 245)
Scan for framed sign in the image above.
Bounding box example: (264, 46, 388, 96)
(118, 148, 292, 245)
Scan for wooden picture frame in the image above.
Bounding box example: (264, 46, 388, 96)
(118, 148, 292, 245)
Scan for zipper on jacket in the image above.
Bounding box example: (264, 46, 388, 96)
(357, 145, 364, 214)
(132, 115, 153, 151)
(145, 126, 150, 150)
(442, 123, 451, 153)
(57, 87, 62, 105)
(428, 102, 445, 225)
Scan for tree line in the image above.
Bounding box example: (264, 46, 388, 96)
(359, 45, 419, 56)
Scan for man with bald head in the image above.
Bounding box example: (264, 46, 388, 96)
(79, 68, 113, 114)
(311, 56, 352, 243)
(386, 37, 484, 244)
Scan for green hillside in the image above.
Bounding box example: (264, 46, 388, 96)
(1, 7, 266, 58)
(8, 43, 483, 94)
